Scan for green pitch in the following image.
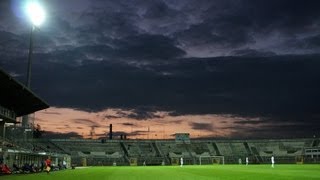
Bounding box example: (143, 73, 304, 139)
(2, 165, 320, 180)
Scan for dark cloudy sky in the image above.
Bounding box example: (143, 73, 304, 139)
(1, 0, 320, 139)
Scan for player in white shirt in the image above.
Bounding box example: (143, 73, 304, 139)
(180, 157, 183, 167)
(245, 157, 249, 166)
(271, 155, 275, 168)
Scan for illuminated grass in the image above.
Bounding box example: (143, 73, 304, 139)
(2, 164, 320, 180)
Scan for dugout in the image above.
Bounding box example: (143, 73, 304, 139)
(4, 150, 66, 170)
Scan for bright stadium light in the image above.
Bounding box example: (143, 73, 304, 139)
(22, 1, 46, 128)
(26, 1, 46, 27)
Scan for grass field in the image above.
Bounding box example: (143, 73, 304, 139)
(2, 164, 320, 180)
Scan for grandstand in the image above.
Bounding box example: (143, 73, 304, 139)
(0, 68, 49, 121)
(0, 67, 70, 174)
(31, 138, 318, 167)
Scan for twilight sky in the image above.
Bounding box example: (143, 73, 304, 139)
(1, 0, 320, 139)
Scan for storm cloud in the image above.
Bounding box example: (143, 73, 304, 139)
(1, 0, 320, 138)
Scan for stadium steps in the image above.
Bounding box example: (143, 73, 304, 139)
(183, 142, 196, 165)
(153, 142, 170, 165)
(136, 142, 143, 155)
(120, 142, 130, 164)
(312, 139, 320, 147)
(152, 142, 161, 156)
(206, 142, 217, 155)
(212, 142, 221, 156)
(250, 146, 263, 163)
(243, 142, 253, 155)
(49, 140, 70, 154)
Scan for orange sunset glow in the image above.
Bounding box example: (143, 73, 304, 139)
(34, 107, 261, 139)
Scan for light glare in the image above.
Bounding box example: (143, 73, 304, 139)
(26, 2, 45, 26)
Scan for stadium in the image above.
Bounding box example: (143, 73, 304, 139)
(1, 0, 320, 179)
(1, 67, 320, 179)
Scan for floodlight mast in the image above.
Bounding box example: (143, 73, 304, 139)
(26, 26, 34, 88)
(23, 1, 46, 128)
(25, 1, 45, 88)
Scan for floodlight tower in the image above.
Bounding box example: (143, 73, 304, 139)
(25, 0, 45, 88)
(23, 1, 46, 128)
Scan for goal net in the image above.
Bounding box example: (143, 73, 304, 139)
(199, 156, 225, 165)
(129, 158, 137, 166)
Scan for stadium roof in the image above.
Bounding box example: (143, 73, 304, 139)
(0, 68, 49, 117)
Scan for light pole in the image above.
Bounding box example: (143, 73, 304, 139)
(23, 1, 46, 128)
(26, 25, 34, 88)
(25, 1, 45, 88)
